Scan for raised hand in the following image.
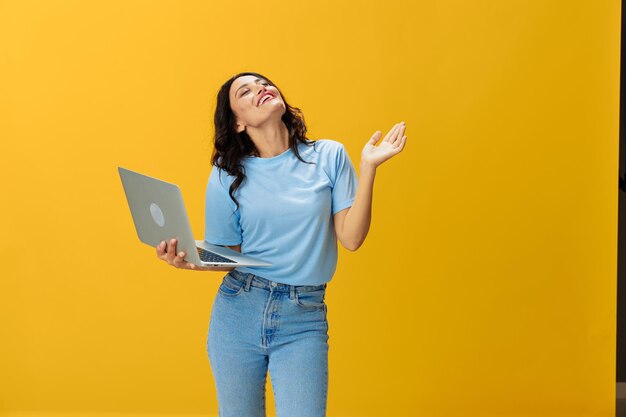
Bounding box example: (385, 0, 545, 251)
(361, 121, 407, 169)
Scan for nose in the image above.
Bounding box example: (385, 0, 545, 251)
(255, 86, 272, 105)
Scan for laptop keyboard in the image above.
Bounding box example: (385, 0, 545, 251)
(197, 247, 236, 264)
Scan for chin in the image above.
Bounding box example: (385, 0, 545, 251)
(267, 102, 286, 115)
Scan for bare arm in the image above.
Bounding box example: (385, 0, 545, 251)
(226, 244, 241, 252)
(334, 164, 375, 251)
(334, 122, 407, 251)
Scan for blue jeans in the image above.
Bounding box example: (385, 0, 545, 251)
(207, 269, 329, 417)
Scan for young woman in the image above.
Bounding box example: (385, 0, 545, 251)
(156, 71, 407, 417)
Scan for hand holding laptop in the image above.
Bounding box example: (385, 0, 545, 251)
(156, 238, 234, 272)
(118, 166, 271, 269)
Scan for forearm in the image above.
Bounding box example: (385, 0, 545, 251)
(341, 163, 376, 251)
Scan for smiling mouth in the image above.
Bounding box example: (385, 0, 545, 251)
(258, 94, 275, 106)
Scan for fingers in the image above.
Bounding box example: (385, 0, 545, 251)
(155, 238, 190, 269)
(170, 239, 186, 268)
(390, 123, 406, 146)
(156, 240, 166, 259)
(165, 238, 177, 263)
(383, 124, 398, 142)
(367, 131, 382, 146)
(172, 250, 186, 267)
(394, 136, 407, 152)
(384, 122, 405, 144)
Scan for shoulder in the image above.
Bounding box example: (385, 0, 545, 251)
(309, 139, 346, 151)
(307, 139, 349, 161)
(208, 164, 236, 189)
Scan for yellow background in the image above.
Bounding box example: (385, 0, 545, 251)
(0, 0, 619, 416)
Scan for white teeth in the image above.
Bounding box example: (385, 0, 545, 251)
(260, 94, 273, 105)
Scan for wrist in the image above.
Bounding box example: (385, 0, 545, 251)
(359, 161, 377, 175)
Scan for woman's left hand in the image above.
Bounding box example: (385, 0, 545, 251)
(361, 122, 407, 169)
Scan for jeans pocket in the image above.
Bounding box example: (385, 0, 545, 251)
(295, 287, 326, 309)
(218, 272, 245, 297)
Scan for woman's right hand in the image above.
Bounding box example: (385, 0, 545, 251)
(156, 238, 234, 271)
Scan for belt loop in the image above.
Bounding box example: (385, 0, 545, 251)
(290, 286, 296, 300)
(244, 274, 253, 292)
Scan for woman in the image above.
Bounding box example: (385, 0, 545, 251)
(156, 71, 407, 417)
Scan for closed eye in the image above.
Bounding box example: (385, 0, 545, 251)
(239, 81, 270, 98)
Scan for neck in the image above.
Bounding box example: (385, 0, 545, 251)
(246, 120, 290, 158)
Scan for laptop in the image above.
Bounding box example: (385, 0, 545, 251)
(118, 166, 271, 268)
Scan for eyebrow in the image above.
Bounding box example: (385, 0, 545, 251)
(234, 78, 265, 96)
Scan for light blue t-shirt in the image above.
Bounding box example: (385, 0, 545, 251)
(203, 139, 358, 286)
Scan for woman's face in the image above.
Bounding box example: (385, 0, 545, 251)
(229, 75, 286, 133)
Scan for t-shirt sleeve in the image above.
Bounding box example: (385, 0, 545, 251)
(331, 143, 358, 215)
(204, 165, 243, 246)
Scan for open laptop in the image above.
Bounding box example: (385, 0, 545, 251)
(118, 166, 271, 268)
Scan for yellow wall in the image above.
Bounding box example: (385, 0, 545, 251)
(0, 0, 619, 416)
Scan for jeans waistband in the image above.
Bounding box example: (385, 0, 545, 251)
(229, 269, 327, 293)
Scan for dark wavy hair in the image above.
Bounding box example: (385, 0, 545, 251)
(212, 71, 315, 212)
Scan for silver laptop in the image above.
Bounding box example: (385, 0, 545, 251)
(118, 166, 271, 268)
